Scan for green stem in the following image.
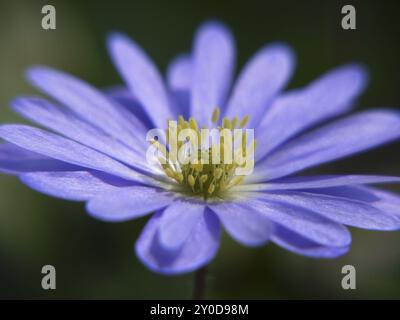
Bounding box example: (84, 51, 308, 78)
(192, 266, 208, 300)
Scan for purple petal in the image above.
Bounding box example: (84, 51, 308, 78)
(106, 86, 153, 128)
(86, 186, 174, 222)
(319, 186, 400, 219)
(12, 97, 156, 174)
(166, 54, 191, 119)
(0, 125, 150, 184)
(271, 225, 350, 258)
(107, 32, 173, 129)
(167, 54, 191, 93)
(360, 187, 400, 218)
(191, 21, 235, 126)
(20, 171, 133, 201)
(135, 209, 220, 275)
(209, 201, 273, 246)
(0, 143, 79, 174)
(26, 66, 146, 147)
(261, 191, 400, 230)
(158, 200, 205, 250)
(224, 43, 295, 128)
(239, 197, 351, 247)
(255, 110, 400, 181)
(239, 175, 400, 191)
(256, 64, 368, 159)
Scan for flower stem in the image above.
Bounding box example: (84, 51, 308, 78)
(192, 266, 208, 300)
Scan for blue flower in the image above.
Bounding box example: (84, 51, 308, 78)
(1, 21, 400, 275)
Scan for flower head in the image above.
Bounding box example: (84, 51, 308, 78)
(1, 21, 400, 275)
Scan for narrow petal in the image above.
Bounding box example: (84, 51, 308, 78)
(261, 191, 400, 230)
(167, 54, 191, 118)
(239, 197, 351, 247)
(256, 64, 368, 159)
(26, 66, 146, 148)
(191, 21, 235, 126)
(209, 201, 273, 246)
(86, 186, 175, 222)
(107, 32, 173, 129)
(271, 225, 350, 258)
(167, 54, 191, 93)
(224, 43, 295, 128)
(316, 185, 400, 219)
(158, 200, 205, 251)
(106, 86, 153, 128)
(20, 171, 133, 201)
(254, 110, 400, 181)
(12, 97, 156, 174)
(135, 209, 220, 275)
(0, 125, 150, 183)
(237, 175, 400, 191)
(0, 143, 78, 174)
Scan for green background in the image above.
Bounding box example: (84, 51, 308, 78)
(0, 0, 400, 299)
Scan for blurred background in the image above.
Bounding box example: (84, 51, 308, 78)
(1, 0, 400, 299)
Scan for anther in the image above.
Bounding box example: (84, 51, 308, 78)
(239, 115, 249, 128)
(212, 107, 221, 123)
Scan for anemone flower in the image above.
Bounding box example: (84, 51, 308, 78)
(1, 21, 400, 283)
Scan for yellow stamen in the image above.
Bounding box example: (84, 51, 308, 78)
(212, 107, 220, 123)
(153, 112, 256, 199)
(239, 115, 249, 128)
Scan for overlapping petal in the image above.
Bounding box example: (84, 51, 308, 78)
(256, 64, 368, 159)
(225, 43, 295, 128)
(20, 171, 133, 201)
(107, 32, 173, 129)
(26, 66, 147, 148)
(271, 225, 350, 258)
(12, 97, 157, 175)
(0, 143, 79, 174)
(254, 110, 400, 182)
(209, 201, 273, 246)
(158, 200, 205, 251)
(0, 124, 150, 184)
(135, 209, 220, 275)
(86, 186, 175, 222)
(237, 197, 352, 247)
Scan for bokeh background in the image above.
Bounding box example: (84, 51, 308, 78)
(1, 0, 400, 299)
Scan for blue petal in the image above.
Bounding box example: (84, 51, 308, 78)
(106, 86, 153, 128)
(107, 32, 173, 129)
(0, 143, 79, 174)
(12, 97, 156, 175)
(166, 54, 191, 119)
(238, 197, 351, 247)
(255, 110, 400, 181)
(240, 175, 400, 191)
(86, 186, 174, 222)
(271, 225, 350, 258)
(167, 54, 191, 93)
(135, 209, 220, 275)
(209, 201, 273, 247)
(158, 200, 205, 251)
(0, 124, 150, 184)
(21, 171, 133, 201)
(26, 66, 146, 147)
(261, 191, 400, 230)
(225, 43, 295, 128)
(313, 185, 400, 219)
(256, 64, 368, 159)
(191, 21, 235, 126)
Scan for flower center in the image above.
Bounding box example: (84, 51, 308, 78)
(151, 108, 255, 200)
